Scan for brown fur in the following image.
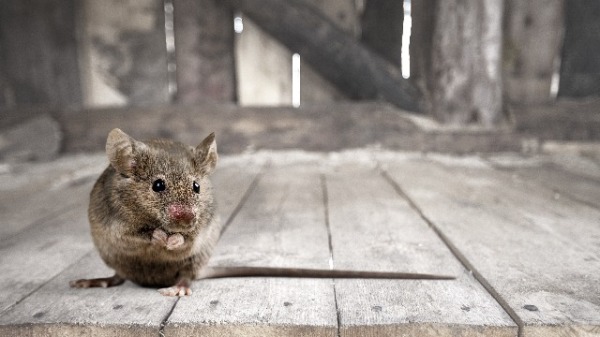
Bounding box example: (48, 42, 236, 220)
(75, 129, 220, 291)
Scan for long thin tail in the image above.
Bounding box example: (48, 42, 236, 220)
(197, 266, 455, 280)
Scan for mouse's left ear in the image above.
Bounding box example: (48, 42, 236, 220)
(194, 132, 218, 176)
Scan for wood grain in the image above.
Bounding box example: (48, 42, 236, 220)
(324, 164, 462, 277)
(0, 252, 176, 337)
(325, 164, 515, 336)
(165, 163, 338, 336)
(487, 155, 600, 209)
(0, 206, 92, 314)
(383, 155, 600, 335)
(209, 164, 331, 269)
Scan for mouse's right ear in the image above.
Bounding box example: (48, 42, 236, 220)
(106, 128, 146, 175)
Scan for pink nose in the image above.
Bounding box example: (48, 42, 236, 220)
(167, 204, 195, 222)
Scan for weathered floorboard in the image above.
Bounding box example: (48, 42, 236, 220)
(0, 252, 176, 337)
(166, 278, 337, 337)
(0, 155, 105, 239)
(0, 205, 92, 315)
(209, 164, 331, 269)
(383, 155, 600, 336)
(166, 164, 338, 336)
(325, 164, 515, 336)
(487, 155, 600, 209)
(324, 164, 462, 276)
(2, 151, 597, 335)
(335, 272, 517, 337)
(0, 155, 263, 335)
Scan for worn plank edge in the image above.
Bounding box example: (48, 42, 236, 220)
(164, 321, 334, 337)
(340, 322, 517, 336)
(158, 166, 266, 336)
(379, 168, 524, 335)
(0, 322, 159, 336)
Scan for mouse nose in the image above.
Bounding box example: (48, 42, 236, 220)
(167, 204, 195, 223)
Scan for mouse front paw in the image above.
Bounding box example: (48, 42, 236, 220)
(151, 228, 169, 246)
(152, 228, 185, 250)
(166, 233, 184, 250)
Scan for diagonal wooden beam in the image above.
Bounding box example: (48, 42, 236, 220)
(225, 0, 422, 112)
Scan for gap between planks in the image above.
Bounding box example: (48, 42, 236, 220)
(320, 174, 342, 337)
(158, 165, 266, 337)
(379, 167, 525, 337)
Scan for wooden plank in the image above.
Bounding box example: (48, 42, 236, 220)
(0, 114, 61, 162)
(165, 278, 336, 337)
(0, 252, 176, 337)
(165, 164, 338, 335)
(487, 154, 600, 209)
(513, 101, 600, 143)
(383, 155, 600, 335)
(324, 165, 462, 276)
(0, 204, 92, 314)
(325, 164, 515, 336)
(336, 273, 517, 337)
(0, 154, 263, 334)
(0, 0, 82, 107)
(173, 0, 236, 103)
(78, 0, 169, 106)
(0, 155, 103, 311)
(0, 154, 105, 239)
(211, 156, 265, 225)
(209, 164, 331, 269)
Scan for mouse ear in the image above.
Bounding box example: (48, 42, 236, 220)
(106, 128, 147, 175)
(194, 132, 218, 175)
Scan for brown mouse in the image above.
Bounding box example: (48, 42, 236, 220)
(70, 128, 220, 296)
(70, 129, 453, 297)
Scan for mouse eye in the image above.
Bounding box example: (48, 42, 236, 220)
(193, 181, 200, 194)
(152, 179, 166, 192)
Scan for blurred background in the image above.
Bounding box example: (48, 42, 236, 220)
(1, 0, 599, 160)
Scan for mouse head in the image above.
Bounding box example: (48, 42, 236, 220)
(105, 128, 217, 235)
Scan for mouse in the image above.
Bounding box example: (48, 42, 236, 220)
(70, 128, 453, 297)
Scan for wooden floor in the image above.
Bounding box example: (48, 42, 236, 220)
(1, 150, 599, 337)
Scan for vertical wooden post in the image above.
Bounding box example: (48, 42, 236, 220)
(173, 0, 236, 103)
(429, 0, 504, 126)
(0, 0, 82, 107)
(300, 0, 358, 104)
(360, 0, 404, 68)
(559, 0, 600, 98)
(503, 0, 564, 104)
(410, 0, 436, 111)
(78, 0, 169, 106)
(235, 17, 293, 106)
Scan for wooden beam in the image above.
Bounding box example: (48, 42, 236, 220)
(429, 0, 505, 125)
(360, 0, 404, 67)
(409, 0, 436, 109)
(559, 0, 600, 97)
(0, 0, 82, 107)
(224, 0, 421, 112)
(78, 0, 169, 106)
(503, 0, 564, 104)
(173, 0, 236, 103)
